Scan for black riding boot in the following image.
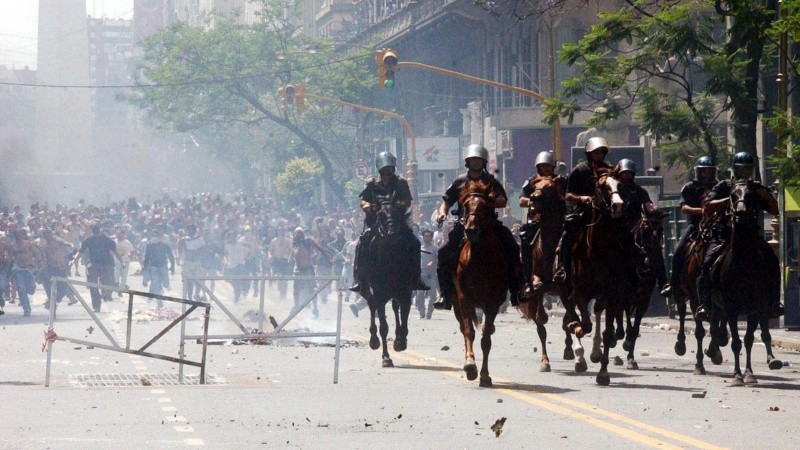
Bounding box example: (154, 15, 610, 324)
(498, 224, 528, 306)
(433, 243, 457, 310)
(519, 223, 537, 299)
(553, 229, 573, 284)
(695, 275, 710, 321)
(408, 231, 430, 291)
(349, 232, 371, 293)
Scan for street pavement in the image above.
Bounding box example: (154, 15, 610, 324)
(2, 270, 800, 449)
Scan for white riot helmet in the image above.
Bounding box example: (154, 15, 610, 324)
(375, 151, 397, 171)
(535, 151, 556, 174)
(464, 144, 489, 168)
(584, 137, 609, 157)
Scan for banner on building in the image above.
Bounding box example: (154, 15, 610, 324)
(409, 137, 461, 171)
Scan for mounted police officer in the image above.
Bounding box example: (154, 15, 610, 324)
(696, 152, 783, 319)
(349, 151, 429, 296)
(553, 137, 614, 283)
(660, 156, 718, 298)
(519, 150, 565, 296)
(432, 144, 531, 310)
(616, 158, 668, 292)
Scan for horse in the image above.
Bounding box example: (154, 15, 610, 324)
(671, 219, 725, 375)
(518, 175, 578, 373)
(453, 180, 510, 387)
(566, 173, 637, 385)
(363, 196, 415, 368)
(620, 210, 667, 370)
(713, 181, 783, 386)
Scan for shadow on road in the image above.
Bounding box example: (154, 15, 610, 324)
(491, 381, 577, 395)
(0, 381, 39, 387)
(611, 382, 705, 392)
(396, 363, 463, 373)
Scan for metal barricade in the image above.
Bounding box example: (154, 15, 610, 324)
(44, 278, 211, 386)
(180, 275, 344, 383)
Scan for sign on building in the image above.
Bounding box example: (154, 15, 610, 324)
(409, 137, 461, 171)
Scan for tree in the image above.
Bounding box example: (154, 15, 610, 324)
(128, 0, 375, 204)
(545, 0, 781, 172)
(275, 156, 324, 206)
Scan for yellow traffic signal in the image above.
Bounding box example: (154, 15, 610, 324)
(376, 49, 398, 88)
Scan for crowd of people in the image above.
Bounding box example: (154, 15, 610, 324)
(0, 192, 452, 319)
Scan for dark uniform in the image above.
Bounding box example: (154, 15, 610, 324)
(554, 160, 613, 280)
(668, 180, 713, 290)
(519, 175, 566, 289)
(436, 172, 523, 302)
(351, 174, 422, 293)
(618, 181, 667, 288)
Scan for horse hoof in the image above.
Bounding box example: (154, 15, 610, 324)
(613, 355, 624, 366)
(615, 328, 625, 341)
(596, 372, 610, 386)
(575, 358, 588, 373)
(563, 348, 575, 361)
(627, 360, 639, 370)
(369, 336, 380, 350)
(743, 372, 758, 384)
(590, 351, 602, 364)
(674, 341, 687, 356)
(382, 358, 394, 368)
(768, 358, 784, 370)
(464, 363, 478, 381)
(711, 349, 723, 366)
(393, 339, 407, 352)
(622, 340, 633, 352)
(575, 328, 586, 339)
(608, 337, 618, 349)
(717, 331, 729, 347)
(540, 363, 551, 373)
(694, 366, 706, 376)
(574, 346, 585, 358)
(479, 376, 493, 388)
(730, 374, 744, 387)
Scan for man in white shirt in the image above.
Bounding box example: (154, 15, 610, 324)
(415, 229, 439, 319)
(114, 227, 135, 296)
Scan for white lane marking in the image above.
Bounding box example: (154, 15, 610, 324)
(150, 389, 166, 394)
(161, 406, 177, 412)
(165, 416, 187, 423)
(183, 438, 205, 446)
(174, 425, 194, 433)
(158, 398, 172, 403)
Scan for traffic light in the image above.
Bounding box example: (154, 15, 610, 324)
(295, 84, 305, 112)
(376, 49, 398, 88)
(278, 84, 305, 112)
(284, 84, 296, 110)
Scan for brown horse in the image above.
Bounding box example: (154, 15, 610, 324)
(454, 180, 510, 387)
(566, 174, 637, 385)
(518, 175, 575, 373)
(672, 218, 724, 375)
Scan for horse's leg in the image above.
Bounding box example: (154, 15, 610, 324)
(743, 314, 759, 384)
(693, 319, 707, 375)
(454, 301, 478, 381)
(616, 306, 626, 342)
(378, 301, 393, 368)
(574, 334, 588, 373)
(479, 307, 499, 387)
(578, 297, 593, 336)
(704, 315, 724, 366)
(761, 315, 784, 370)
(393, 292, 411, 352)
(728, 315, 743, 386)
(626, 298, 647, 370)
(536, 309, 551, 372)
(562, 294, 576, 361)
(674, 295, 687, 356)
(590, 308, 603, 364)
(368, 302, 380, 350)
(596, 307, 614, 386)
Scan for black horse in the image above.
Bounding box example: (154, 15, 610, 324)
(363, 197, 415, 368)
(620, 211, 667, 370)
(711, 181, 783, 386)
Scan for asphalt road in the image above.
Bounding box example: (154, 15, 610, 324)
(2, 270, 800, 449)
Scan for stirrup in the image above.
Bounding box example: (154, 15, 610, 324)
(553, 268, 567, 283)
(695, 305, 709, 321)
(771, 304, 785, 318)
(433, 296, 452, 311)
(348, 282, 361, 293)
(415, 278, 431, 291)
(659, 284, 672, 297)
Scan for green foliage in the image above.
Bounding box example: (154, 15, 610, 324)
(545, 0, 780, 178)
(344, 178, 367, 206)
(275, 157, 324, 204)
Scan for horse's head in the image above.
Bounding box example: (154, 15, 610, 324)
(635, 210, 667, 256)
(530, 176, 564, 213)
(595, 174, 624, 219)
(460, 181, 496, 245)
(375, 196, 405, 238)
(729, 181, 760, 231)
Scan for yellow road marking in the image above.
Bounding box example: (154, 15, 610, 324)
(349, 333, 726, 450)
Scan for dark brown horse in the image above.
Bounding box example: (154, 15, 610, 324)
(364, 197, 414, 368)
(518, 175, 573, 372)
(714, 181, 783, 385)
(566, 174, 637, 385)
(454, 180, 510, 387)
(671, 222, 724, 375)
(621, 211, 667, 370)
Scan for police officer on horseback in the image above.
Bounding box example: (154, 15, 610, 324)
(519, 150, 565, 296)
(696, 152, 783, 319)
(615, 158, 669, 292)
(553, 137, 615, 283)
(660, 156, 718, 298)
(432, 144, 531, 310)
(349, 151, 429, 296)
